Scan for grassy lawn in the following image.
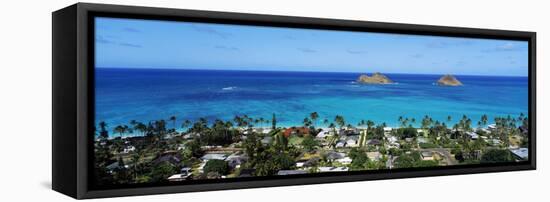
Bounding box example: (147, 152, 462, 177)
(288, 136, 304, 146)
(301, 151, 321, 160)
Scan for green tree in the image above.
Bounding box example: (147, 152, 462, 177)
(203, 159, 229, 175)
(335, 115, 346, 129)
(169, 116, 177, 130)
(301, 135, 319, 152)
(272, 113, 277, 129)
(349, 148, 370, 170)
(274, 153, 295, 170)
(310, 112, 319, 128)
(481, 149, 514, 163)
(113, 125, 129, 139)
(186, 140, 204, 158)
(149, 162, 176, 182)
(394, 154, 415, 168)
(97, 121, 109, 139)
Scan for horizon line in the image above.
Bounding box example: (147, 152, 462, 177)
(95, 66, 528, 77)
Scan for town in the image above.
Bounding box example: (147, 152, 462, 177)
(94, 113, 529, 185)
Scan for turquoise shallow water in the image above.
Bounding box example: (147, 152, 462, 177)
(95, 68, 528, 134)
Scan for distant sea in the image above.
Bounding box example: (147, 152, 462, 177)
(95, 68, 528, 135)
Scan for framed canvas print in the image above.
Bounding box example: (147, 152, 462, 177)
(52, 3, 536, 199)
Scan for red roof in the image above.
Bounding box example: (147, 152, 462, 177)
(283, 127, 310, 137)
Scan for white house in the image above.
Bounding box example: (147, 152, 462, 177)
(509, 148, 528, 160)
(317, 129, 333, 138)
(345, 138, 359, 147)
(335, 141, 346, 148)
(336, 157, 352, 165)
(167, 167, 192, 182)
(466, 131, 479, 139)
(122, 145, 135, 154)
(200, 153, 227, 162)
(318, 167, 349, 172)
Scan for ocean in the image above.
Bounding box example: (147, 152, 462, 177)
(95, 68, 528, 135)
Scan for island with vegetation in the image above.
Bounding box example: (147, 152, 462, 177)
(94, 112, 529, 185)
(437, 74, 463, 86)
(357, 72, 394, 84)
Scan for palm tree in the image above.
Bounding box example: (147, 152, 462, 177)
(334, 115, 345, 129)
(181, 120, 192, 131)
(259, 117, 265, 128)
(447, 115, 452, 123)
(131, 150, 142, 182)
(272, 113, 277, 129)
(233, 115, 243, 128)
(400, 117, 409, 128)
(113, 125, 129, 139)
(366, 120, 375, 131)
(303, 117, 312, 127)
(134, 122, 147, 136)
(98, 121, 109, 139)
(169, 116, 177, 130)
(323, 119, 329, 127)
(310, 112, 319, 128)
(481, 114, 488, 126)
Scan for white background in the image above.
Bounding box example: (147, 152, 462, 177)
(0, 0, 547, 201)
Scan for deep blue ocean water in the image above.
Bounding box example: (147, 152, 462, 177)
(95, 68, 528, 134)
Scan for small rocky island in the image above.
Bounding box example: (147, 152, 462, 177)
(357, 72, 394, 84)
(437, 74, 463, 86)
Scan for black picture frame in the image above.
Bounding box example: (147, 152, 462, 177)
(52, 3, 536, 199)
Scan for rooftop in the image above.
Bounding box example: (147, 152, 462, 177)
(509, 148, 528, 159)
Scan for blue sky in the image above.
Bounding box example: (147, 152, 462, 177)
(95, 17, 528, 76)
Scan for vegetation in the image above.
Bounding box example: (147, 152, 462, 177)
(203, 159, 229, 175)
(94, 112, 527, 185)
